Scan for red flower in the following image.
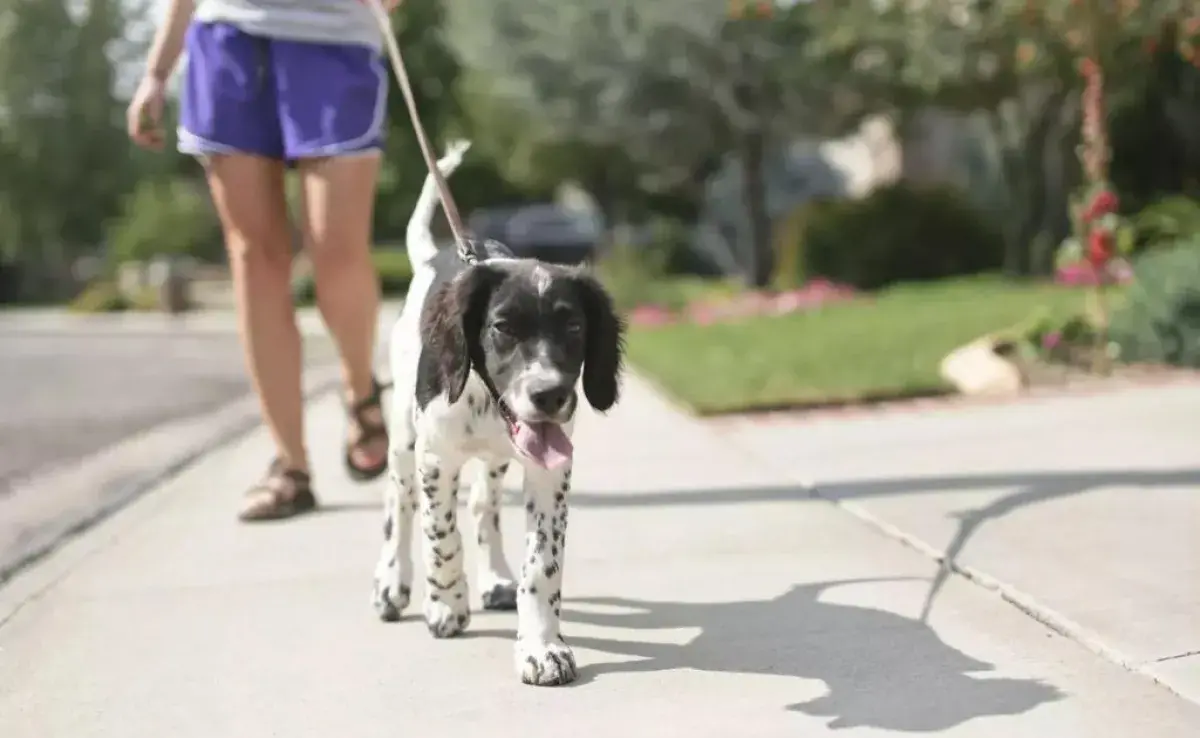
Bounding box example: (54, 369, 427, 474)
(1086, 189, 1119, 221)
(1087, 229, 1115, 266)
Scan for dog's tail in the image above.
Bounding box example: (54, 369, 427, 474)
(406, 139, 472, 272)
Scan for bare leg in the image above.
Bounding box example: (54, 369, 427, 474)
(297, 154, 386, 472)
(206, 155, 308, 477)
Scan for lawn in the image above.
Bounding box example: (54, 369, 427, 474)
(625, 275, 1122, 415)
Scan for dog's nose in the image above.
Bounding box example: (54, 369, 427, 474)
(530, 385, 571, 415)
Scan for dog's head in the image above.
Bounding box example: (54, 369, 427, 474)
(420, 259, 625, 466)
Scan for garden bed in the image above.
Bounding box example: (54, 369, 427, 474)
(623, 275, 1132, 415)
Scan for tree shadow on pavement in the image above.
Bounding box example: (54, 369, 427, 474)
(568, 468, 1200, 626)
(562, 578, 1061, 732)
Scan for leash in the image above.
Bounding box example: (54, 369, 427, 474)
(366, 0, 517, 427)
(364, 0, 480, 266)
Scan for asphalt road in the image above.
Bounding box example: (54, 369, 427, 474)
(0, 323, 338, 496)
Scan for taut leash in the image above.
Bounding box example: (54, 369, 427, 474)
(364, 0, 480, 266)
(365, 0, 517, 428)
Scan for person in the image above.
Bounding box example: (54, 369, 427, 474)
(127, 0, 402, 522)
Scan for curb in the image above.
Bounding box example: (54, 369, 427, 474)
(0, 363, 343, 587)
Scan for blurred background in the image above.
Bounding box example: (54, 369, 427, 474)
(3, 0, 1200, 484)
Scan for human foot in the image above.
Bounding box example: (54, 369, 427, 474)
(345, 377, 390, 481)
(239, 459, 317, 522)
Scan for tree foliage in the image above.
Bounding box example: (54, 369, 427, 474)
(805, 0, 1194, 276)
(446, 0, 853, 285)
(0, 0, 140, 294)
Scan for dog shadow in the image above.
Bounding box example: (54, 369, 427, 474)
(557, 580, 1061, 732)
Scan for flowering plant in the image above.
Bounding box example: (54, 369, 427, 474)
(1052, 53, 1132, 372)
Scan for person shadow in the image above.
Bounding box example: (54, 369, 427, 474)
(560, 579, 1062, 732)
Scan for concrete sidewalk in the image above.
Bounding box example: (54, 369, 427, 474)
(716, 381, 1200, 704)
(1, 377, 1198, 736)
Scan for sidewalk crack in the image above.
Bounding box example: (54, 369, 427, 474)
(1152, 650, 1200, 664)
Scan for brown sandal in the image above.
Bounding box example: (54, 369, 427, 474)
(345, 377, 391, 482)
(239, 459, 317, 522)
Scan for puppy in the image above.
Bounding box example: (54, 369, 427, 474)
(373, 140, 625, 686)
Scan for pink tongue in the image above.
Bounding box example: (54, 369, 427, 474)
(511, 421, 573, 469)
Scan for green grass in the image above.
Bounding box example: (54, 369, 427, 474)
(626, 275, 1124, 415)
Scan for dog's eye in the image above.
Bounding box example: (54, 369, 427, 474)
(492, 319, 515, 336)
(565, 319, 583, 334)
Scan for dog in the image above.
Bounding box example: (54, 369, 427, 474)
(372, 140, 625, 686)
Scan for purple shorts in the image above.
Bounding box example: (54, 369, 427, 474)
(178, 22, 387, 162)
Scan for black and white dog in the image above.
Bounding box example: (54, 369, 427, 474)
(372, 140, 625, 686)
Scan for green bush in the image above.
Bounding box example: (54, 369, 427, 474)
(593, 241, 670, 312)
(594, 241, 735, 313)
(291, 248, 414, 306)
(1129, 196, 1200, 253)
(1109, 235, 1200, 368)
(107, 178, 223, 265)
(68, 281, 163, 313)
(373, 248, 414, 294)
(797, 183, 1005, 290)
(69, 281, 129, 313)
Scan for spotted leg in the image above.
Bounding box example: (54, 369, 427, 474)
(469, 461, 518, 611)
(515, 464, 576, 686)
(372, 434, 416, 621)
(417, 445, 470, 638)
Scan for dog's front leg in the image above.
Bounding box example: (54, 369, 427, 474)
(470, 461, 518, 610)
(417, 444, 470, 638)
(372, 438, 417, 621)
(515, 464, 577, 686)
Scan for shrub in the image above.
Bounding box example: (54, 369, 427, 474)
(594, 241, 734, 314)
(373, 248, 413, 294)
(796, 183, 1005, 290)
(291, 247, 414, 306)
(68, 281, 163, 313)
(1108, 235, 1200, 368)
(772, 203, 809, 290)
(593, 241, 670, 313)
(107, 178, 223, 265)
(69, 281, 129, 313)
(1129, 196, 1200, 253)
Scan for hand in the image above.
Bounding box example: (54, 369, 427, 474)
(127, 75, 167, 151)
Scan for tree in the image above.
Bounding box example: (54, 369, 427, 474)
(806, 0, 1183, 276)
(455, 70, 647, 227)
(446, 0, 850, 286)
(0, 0, 139, 297)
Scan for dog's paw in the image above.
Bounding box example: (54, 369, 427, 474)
(481, 581, 517, 611)
(515, 638, 578, 686)
(372, 580, 410, 622)
(423, 596, 470, 638)
(372, 551, 411, 622)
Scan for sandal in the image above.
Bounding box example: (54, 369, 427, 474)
(239, 459, 317, 522)
(345, 377, 391, 482)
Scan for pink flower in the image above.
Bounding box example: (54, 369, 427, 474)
(1056, 261, 1101, 286)
(1087, 228, 1115, 266)
(630, 304, 674, 327)
(1086, 190, 1119, 221)
(687, 304, 719, 325)
(1042, 331, 1062, 351)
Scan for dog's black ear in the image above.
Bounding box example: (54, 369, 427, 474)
(572, 271, 626, 412)
(420, 265, 501, 405)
